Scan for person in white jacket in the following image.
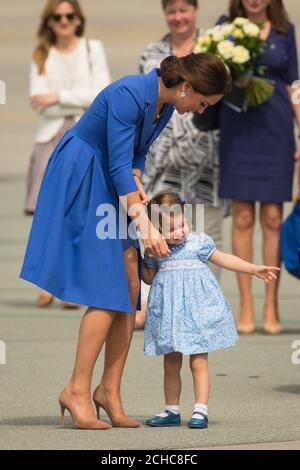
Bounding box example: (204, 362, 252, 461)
(25, 0, 110, 308)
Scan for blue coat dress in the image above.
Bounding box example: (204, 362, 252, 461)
(20, 68, 174, 313)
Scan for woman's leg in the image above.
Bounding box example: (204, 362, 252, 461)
(232, 200, 256, 332)
(189, 354, 210, 404)
(259, 202, 282, 332)
(164, 352, 183, 405)
(94, 247, 141, 425)
(60, 307, 116, 427)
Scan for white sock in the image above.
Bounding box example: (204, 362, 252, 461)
(156, 404, 180, 417)
(193, 403, 208, 417)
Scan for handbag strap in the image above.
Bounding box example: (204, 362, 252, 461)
(86, 39, 93, 76)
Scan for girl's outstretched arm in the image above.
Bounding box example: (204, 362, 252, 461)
(209, 250, 280, 283)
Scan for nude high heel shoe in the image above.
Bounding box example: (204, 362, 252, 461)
(92, 387, 141, 428)
(58, 391, 112, 430)
(37, 290, 54, 308)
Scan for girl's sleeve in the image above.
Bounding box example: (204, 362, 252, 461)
(286, 23, 299, 85)
(144, 251, 158, 269)
(107, 85, 142, 196)
(197, 233, 216, 263)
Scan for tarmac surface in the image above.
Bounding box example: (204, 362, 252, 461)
(1, 0, 300, 451)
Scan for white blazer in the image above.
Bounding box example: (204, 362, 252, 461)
(30, 38, 111, 143)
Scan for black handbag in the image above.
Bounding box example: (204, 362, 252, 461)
(192, 101, 221, 131)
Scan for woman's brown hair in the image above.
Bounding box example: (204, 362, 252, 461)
(147, 192, 186, 234)
(160, 53, 231, 96)
(229, 0, 289, 33)
(33, 0, 86, 74)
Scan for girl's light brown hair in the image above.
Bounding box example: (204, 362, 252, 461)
(160, 53, 231, 96)
(147, 191, 185, 234)
(229, 0, 289, 33)
(33, 0, 86, 74)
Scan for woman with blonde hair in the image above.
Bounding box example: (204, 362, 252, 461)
(24, 0, 110, 308)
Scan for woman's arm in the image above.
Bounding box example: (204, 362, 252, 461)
(209, 249, 280, 282)
(141, 258, 157, 285)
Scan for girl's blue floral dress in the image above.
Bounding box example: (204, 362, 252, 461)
(144, 232, 238, 356)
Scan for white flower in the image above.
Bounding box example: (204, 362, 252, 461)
(243, 23, 260, 37)
(194, 44, 207, 53)
(217, 40, 235, 59)
(232, 45, 250, 64)
(233, 17, 250, 26)
(221, 23, 235, 36)
(206, 26, 224, 42)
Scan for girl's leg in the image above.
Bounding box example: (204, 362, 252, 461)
(60, 307, 116, 426)
(189, 354, 210, 404)
(232, 200, 256, 332)
(164, 352, 183, 405)
(93, 247, 141, 424)
(259, 202, 282, 332)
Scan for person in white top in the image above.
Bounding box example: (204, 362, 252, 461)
(25, 0, 110, 308)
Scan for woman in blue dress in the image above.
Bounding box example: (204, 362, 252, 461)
(20, 53, 230, 429)
(218, 0, 300, 334)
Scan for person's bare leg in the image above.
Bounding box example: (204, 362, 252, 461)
(164, 352, 183, 405)
(59, 307, 116, 428)
(260, 202, 282, 333)
(93, 247, 141, 426)
(232, 200, 256, 333)
(190, 354, 210, 404)
(135, 302, 147, 329)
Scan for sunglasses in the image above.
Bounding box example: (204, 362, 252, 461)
(50, 13, 77, 23)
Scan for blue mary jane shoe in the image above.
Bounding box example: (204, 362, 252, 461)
(145, 410, 181, 427)
(187, 412, 208, 429)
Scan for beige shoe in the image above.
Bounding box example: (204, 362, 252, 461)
(37, 290, 54, 308)
(58, 391, 111, 430)
(61, 302, 80, 309)
(263, 323, 282, 335)
(93, 387, 141, 428)
(237, 323, 255, 335)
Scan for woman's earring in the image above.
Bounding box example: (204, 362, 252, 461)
(181, 92, 186, 97)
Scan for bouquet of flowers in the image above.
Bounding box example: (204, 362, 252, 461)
(195, 17, 275, 108)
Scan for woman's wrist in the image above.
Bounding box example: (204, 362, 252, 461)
(133, 172, 142, 180)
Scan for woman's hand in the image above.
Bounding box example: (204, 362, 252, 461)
(140, 221, 171, 258)
(254, 265, 280, 283)
(30, 92, 59, 110)
(133, 175, 148, 205)
(234, 74, 251, 89)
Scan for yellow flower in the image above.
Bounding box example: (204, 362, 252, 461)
(232, 45, 250, 64)
(232, 27, 245, 39)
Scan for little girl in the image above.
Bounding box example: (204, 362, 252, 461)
(141, 191, 280, 429)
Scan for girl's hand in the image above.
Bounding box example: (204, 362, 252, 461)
(140, 222, 170, 258)
(30, 93, 59, 110)
(254, 265, 280, 283)
(133, 175, 148, 205)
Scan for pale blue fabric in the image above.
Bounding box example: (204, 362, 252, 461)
(144, 232, 238, 355)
